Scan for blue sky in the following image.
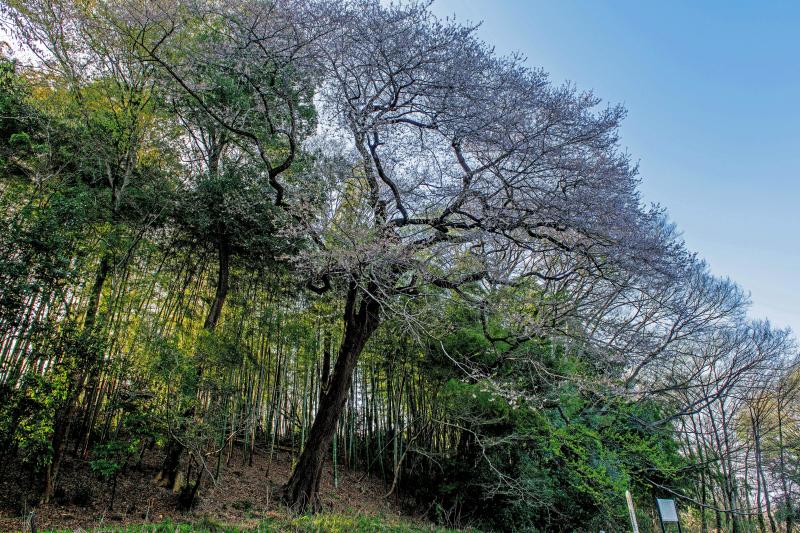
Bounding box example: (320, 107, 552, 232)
(430, 0, 800, 334)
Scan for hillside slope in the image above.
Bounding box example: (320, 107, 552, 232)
(0, 447, 450, 532)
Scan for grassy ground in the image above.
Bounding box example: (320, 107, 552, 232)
(33, 513, 471, 532)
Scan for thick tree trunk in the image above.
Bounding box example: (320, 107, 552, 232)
(203, 240, 230, 331)
(281, 282, 381, 510)
(83, 253, 112, 333)
(158, 136, 228, 488)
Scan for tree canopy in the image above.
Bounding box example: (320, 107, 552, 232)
(0, 1, 797, 532)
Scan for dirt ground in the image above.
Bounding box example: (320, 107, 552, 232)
(0, 444, 413, 532)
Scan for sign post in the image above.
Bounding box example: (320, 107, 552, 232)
(625, 490, 640, 533)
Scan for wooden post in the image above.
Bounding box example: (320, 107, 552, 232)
(626, 490, 640, 533)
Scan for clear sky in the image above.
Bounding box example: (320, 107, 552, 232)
(430, 0, 800, 334)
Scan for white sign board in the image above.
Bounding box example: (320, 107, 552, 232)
(656, 498, 679, 522)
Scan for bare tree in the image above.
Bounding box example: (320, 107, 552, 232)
(674, 322, 795, 530)
(279, 1, 679, 508)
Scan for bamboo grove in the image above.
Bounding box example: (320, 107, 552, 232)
(0, 1, 799, 531)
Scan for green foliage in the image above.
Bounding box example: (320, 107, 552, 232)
(400, 306, 688, 532)
(0, 326, 104, 471)
(89, 440, 129, 480)
(415, 380, 684, 531)
(0, 57, 43, 177)
(171, 151, 298, 280)
(0, 370, 66, 470)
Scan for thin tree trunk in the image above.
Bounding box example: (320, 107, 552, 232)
(44, 252, 111, 502)
(755, 427, 777, 533)
(158, 239, 230, 488)
(717, 402, 740, 533)
(778, 398, 793, 533)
